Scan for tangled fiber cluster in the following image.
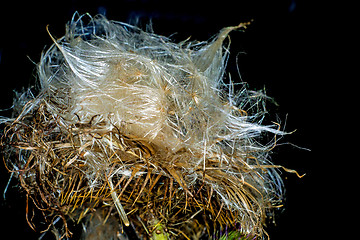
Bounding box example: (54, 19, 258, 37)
(1, 14, 292, 239)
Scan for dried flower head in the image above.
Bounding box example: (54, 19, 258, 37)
(1, 13, 295, 239)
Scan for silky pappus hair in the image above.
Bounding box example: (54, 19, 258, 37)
(1, 13, 301, 240)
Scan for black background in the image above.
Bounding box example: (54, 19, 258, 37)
(0, 1, 333, 239)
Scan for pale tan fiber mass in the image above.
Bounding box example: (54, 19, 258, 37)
(1, 14, 290, 239)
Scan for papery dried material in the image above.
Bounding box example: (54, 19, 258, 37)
(1, 13, 289, 239)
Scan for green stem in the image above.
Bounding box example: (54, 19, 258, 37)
(150, 219, 169, 240)
(219, 231, 253, 240)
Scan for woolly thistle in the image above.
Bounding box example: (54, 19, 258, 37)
(1, 13, 300, 239)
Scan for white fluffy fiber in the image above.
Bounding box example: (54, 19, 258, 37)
(39, 14, 283, 152)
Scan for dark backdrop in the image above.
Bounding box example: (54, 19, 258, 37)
(0, 1, 330, 239)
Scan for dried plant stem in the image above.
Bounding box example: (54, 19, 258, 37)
(108, 177, 130, 226)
